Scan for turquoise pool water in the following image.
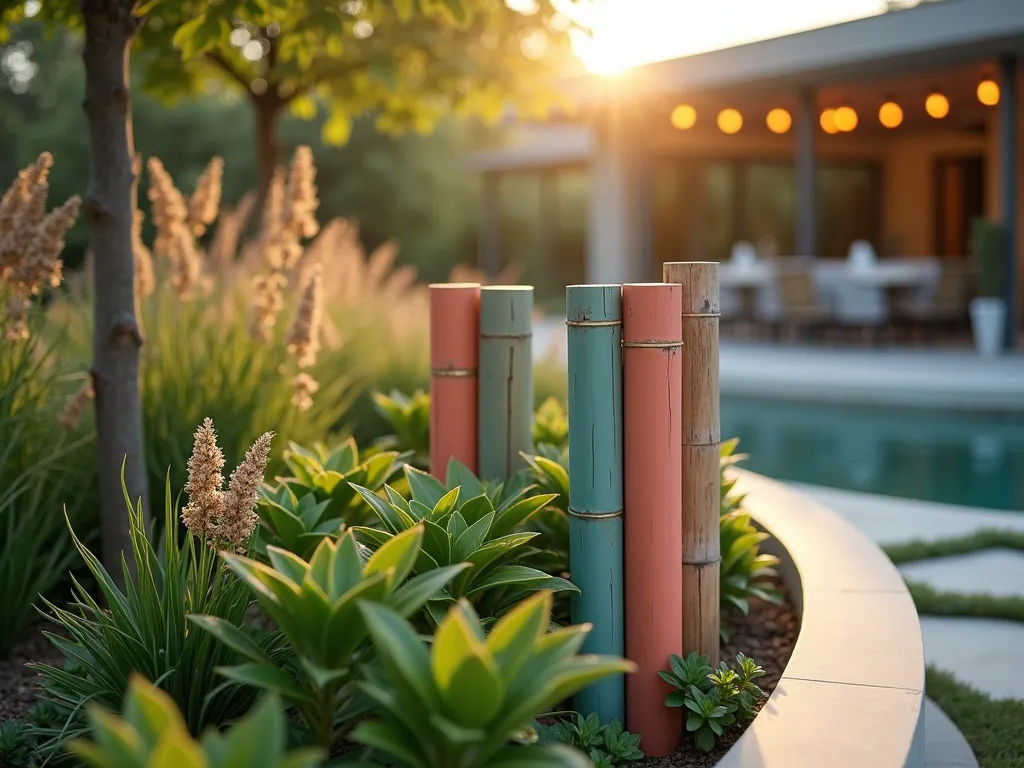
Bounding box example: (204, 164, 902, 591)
(721, 396, 1024, 512)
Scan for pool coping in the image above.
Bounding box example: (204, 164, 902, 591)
(716, 469, 926, 768)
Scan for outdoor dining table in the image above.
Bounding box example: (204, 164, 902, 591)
(719, 263, 774, 325)
(845, 263, 933, 319)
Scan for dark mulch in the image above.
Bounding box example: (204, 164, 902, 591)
(638, 581, 799, 767)
(0, 623, 62, 722)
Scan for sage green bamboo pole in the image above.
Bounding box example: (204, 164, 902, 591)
(566, 284, 624, 723)
(478, 286, 534, 481)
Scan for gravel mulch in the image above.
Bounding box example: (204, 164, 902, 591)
(0, 623, 62, 722)
(637, 581, 799, 767)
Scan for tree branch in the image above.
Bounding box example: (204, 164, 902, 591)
(204, 50, 251, 92)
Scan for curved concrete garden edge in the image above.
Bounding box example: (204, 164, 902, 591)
(717, 470, 926, 768)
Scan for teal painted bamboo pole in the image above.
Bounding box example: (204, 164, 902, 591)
(566, 284, 624, 723)
(478, 286, 534, 481)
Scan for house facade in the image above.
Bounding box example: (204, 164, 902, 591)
(467, 0, 1024, 346)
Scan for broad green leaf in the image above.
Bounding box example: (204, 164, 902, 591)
(266, 546, 309, 585)
(446, 458, 485, 500)
(405, 466, 447, 508)
(359, 603, 441, 710)
(123, 677, 188, 748)
(330, 530, 365, 599)
(485, 592, 550, 680)
(488, 744, 593, 768)
(452, 511, 494, 562)
(365, 525, 424, 588)
(442, 649, 504, 729)
(466, 565, 553, 595)
(388, 564, 469, 618)
(352, 720, 426, 768)
(489, 495, 557, 539)
(217, 663, 315, 706)
(421, 519, 452, 565)
(459, 495, 494, 527)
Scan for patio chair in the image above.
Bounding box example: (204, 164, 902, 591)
(731, 241, 758, 267)
(776, 267, 831, 341)
(902, 261, 970, 342)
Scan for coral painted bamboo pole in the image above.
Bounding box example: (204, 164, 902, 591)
(622, 283, 683, 755)
(662, 262, 721, 666)
(566, 284, 624, 723)
(429, 283, 481, 478)
(478, 286, 534, 481)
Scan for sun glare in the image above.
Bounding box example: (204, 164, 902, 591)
(572, 0, 885, 75)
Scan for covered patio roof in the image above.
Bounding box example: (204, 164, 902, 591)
(562, 0, 1024, 102)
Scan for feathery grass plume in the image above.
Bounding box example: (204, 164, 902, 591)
(168, 223, 202, 300)
(187, 156, 224, 237)
(0, 152, 52, 246)
(146, 157, 188, 258)
(249, 271, 288, 340)
(216, 430, 273, 550)
(286, 262, 323, 368)
(209, 191, 256, 269)
(58, 379, 95, 431)
(133, 209, 156, 298)
(5, 295, 31, 341)
(257, 168, 286, 270)
(290, 372, 319, 412)
(19, 195, 80, 293)
(181, 417, 226, 540)
(280, 146, 319, 268)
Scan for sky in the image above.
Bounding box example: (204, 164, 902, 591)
(570, 0, 899, 73)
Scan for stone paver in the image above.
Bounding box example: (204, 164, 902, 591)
(924, 698, 978, 768)
(920, 617, 1024, 701)
(900, 548, 1024, 598)
(790, 483, 1024, 547)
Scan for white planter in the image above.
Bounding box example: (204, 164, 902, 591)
(969, 297, 1006, 357)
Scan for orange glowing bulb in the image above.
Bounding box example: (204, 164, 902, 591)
(820, 108, 839, 135)
(717, 108, 743, 135)
(671, 104, 697, 130)
(879, 101, 903, 129)
(766, 108, 792, 134)
(926, 92, 950, 119)
(977, 80, 1000, 107)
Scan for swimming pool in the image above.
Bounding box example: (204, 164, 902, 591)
(721, 395, 1024, 512)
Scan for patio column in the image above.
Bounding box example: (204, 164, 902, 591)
(795, 88, 818, 257)
(999, 56, 1019, 349)
(588, 106, 647, 284)
(478, 172, 501, 278)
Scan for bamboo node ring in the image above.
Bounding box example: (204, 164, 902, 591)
(431, 368, 477, 378)
(567, 507, 623, 520)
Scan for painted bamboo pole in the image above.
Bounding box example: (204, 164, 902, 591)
(662, 262, 721, 666)
(566, 284, 624, 724)
(622, 282, 683, 755)
(478, 286, 534, 481)
(429, 283, 481, 479)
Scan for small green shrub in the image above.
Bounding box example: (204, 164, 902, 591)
(354, 592, 633, 768)
(195, 526, 467, 750)
(32, 471, 277, 756)
(67, 676, 322, 768)
(351, 460, 577, 623)
(520, 445, 570, 576)
(533, 397, 569, 450)
(535, 714, 645, 766)
(970, 218, 1005, 298)
(719, 440, 781, 636)
(0, 719, 34, 767)
(661, 652, 767, 752)
(371, 389, 430, 468)
(256, 437, 402, 559)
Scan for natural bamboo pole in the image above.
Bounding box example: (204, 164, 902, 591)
(622, 283, 683, 755)
(566, 284, 624, 723)
(662, 262, 721, 666)
(478, 286, 534, 481)
(429, 283, 480, 479)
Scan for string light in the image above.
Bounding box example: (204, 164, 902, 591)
(671, 104, 697, 130)
(717, 108, 743, 135)
(977, 79, 1000, 106)
(879, 101, 903, 129)
(820, 108, 839, 135)
(766, 108, 792, 134)
(834, 106, 858, 132)
(926, 92, 950, 119)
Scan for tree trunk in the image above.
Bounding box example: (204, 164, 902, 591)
(81, 0, 150, 571)
(254, 95, 284, 203)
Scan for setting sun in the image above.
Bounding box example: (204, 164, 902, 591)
(570, 0, 888, 74)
